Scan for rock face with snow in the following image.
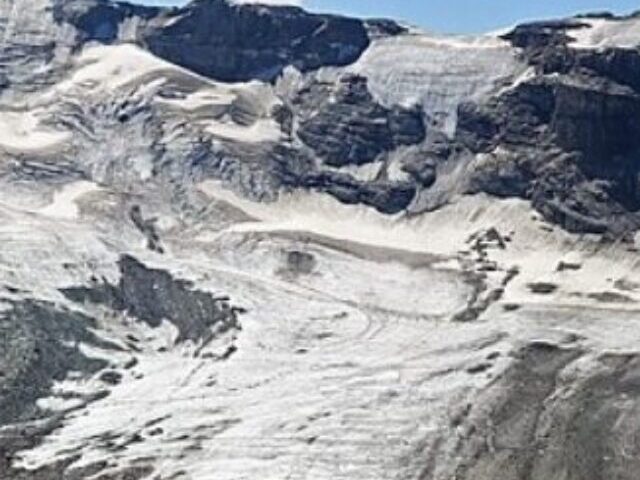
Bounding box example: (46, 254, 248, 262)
(4, 1, 640, 479)
(296, 74, 426, 167)
(55, 0, 372, 81)
(458, 16, 640, 235)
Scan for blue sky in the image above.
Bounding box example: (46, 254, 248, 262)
(139, 1, 640, 34)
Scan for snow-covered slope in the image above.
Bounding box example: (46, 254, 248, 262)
(568, 15, 640, 49)
(349, 33, 523, 135)
(4, 2, 640, 480)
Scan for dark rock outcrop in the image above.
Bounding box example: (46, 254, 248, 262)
(129, 205, 163, 254)
(52, 0, 161, 43)
(454, 29, 640, 235)
(0, 300, 121, 479)
(55, 0, 373, 82)
(296, 171, 417, 214)
(500, 19, 588, 50)
(0, 300, 115, 426)
(144, 0, 371, 82)
(62, 255, 242, 343)
(297, 75, 426, 167)
(435, 343, 640, 480)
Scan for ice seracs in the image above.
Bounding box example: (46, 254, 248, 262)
(349, 32, 524, 135)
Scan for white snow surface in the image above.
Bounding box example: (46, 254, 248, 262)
(205, 117, 282, 143)
(63, 44, 176, 92)
(569, 17, 640, 49)
(6, 181, 640, 479)
(0, 43, 285, 155)
(0, 109, 70, 152)
(38, 181, 101, 219)
(348, 33, 524, 135)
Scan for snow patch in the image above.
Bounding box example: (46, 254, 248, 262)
(199, 180, 538, 256)
(157, 88, 237, 111)
(57, 43, 215, 95)
(38, 181, 101, 220)
(0, 109, 70, 152)
(569, 17, 640, 49)
(205, 118, 282, 143)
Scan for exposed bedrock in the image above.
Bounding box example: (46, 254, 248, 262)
(455, 47, 640, 234)
(54, 0, 374, 82)
(51, 0, 160, 43)
(146, 0, 372, 82)
(297, 75, 426, 167)
(426, 342, 640, 480)
(0, 300, 115, 427)
(296, 171, 417, 214)
(0, 300, 118, 477)
(218, 74, 427, 213)
(500, 19, 589, 50)
(62, 255, 242, 343)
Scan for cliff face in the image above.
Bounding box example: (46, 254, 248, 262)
(54, 0, 372, 81)
(455, 19, 640, 235)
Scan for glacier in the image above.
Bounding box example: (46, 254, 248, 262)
(2, 2, 640, 480)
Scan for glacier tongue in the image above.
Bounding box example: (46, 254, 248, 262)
(7, 177, 640, 480)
